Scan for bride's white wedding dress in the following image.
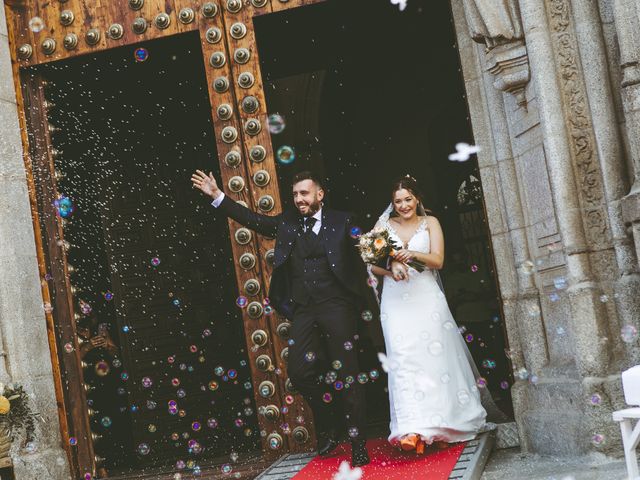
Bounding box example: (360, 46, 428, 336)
(380, 217, 487, 445)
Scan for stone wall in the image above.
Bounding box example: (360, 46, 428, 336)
(0, 1, 70, 477)
(452, 0, 640, 458)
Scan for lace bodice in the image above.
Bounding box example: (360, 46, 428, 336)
(383, 217, 430, 255)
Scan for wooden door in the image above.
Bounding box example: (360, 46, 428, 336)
(5, 1, 328, 477)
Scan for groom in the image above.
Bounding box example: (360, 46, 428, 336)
(191, 170, 371, 467)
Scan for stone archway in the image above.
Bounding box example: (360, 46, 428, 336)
(451, 0, 640, 456)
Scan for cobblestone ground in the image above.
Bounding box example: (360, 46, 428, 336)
(481, 448, 629, 480)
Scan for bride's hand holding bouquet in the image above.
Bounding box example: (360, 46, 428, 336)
(358, 228, 426, 273)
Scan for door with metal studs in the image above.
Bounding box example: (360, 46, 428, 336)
(5, 0, 326, 477)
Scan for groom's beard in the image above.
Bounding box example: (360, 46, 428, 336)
(297, 199, 322, 217)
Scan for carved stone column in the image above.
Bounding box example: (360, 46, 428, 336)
(614, 0, 640, 274)
(463, 0, 530, 107)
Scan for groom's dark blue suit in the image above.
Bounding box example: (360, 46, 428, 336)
(215, 195, 369, 318)
(215, 194, 374, 441)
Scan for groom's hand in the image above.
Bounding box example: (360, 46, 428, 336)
(191, 170, 222, 200)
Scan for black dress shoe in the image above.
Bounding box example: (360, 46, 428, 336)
(351, 439, 370, 467)
(317, 434, 339, 457)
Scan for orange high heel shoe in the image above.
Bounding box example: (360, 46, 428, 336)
(400, 434, 419, 451)
(415, 439, 425, 455)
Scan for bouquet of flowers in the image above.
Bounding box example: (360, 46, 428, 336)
(358, 228, 426, 272)
(0, 383, 38, 445)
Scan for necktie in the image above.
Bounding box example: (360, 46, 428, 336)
(303, 216, 317, 234)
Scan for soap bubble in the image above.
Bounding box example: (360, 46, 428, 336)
(457, 389, 470, 405)
(482, 359, 496, 369)
(24, 441, 37, 453)
(590, 393, 602, 405)
(591, 433, 605, 446)
(325, 371, 337, 383)
(276, 145, 295, 164)
(621, 325, 638, 343)
(29, 17, 45, 33)
(428, 341, 443, 356)
(150, 256, 161, 266)
(54, 196, 75, 218)
(79, 301, 92, 315)
(521, 260, 535, 275)
(361, 310, 373, 322)
(134, 48, 149, 63)
(553, 276, 568, 290)
(137, 443, 150, 455)
(350, 226, 362, 239)
(101, 416, 112, 428)
(268, 114, 286, 134)
(527, 304, 541, 316)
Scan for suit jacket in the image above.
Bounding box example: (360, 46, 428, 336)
(215, 195, 384, 347)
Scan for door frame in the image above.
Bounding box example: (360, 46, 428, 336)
(5, 1, 326, 477)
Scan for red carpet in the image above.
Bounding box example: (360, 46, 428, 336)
(293, 438, 466, 479)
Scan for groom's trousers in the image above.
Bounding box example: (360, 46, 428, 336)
(287, 297, 367, 441)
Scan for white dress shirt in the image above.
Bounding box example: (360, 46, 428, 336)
(305, 208, 322, 235)
(212, 192, 322, 235)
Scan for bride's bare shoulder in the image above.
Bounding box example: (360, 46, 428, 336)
(425, 215, 443, 230)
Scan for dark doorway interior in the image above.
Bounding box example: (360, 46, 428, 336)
(255, 0, 514, 426)
(37, 32, 260, 476)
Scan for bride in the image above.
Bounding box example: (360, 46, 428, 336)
(369, 175, 488, 454)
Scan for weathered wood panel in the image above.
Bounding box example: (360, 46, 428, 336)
(195, 3, 294, 460)
(21, 72, 97, 477)
(270, 0, 325, 13)
(221, 0, 316, 454)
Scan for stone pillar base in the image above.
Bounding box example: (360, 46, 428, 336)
(11, 447, 70, 480)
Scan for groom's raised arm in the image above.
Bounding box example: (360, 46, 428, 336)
(191, 170, 279, 238)
(215, 193, 279, 238)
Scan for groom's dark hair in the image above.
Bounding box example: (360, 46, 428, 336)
(292, 171, 324, 190)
